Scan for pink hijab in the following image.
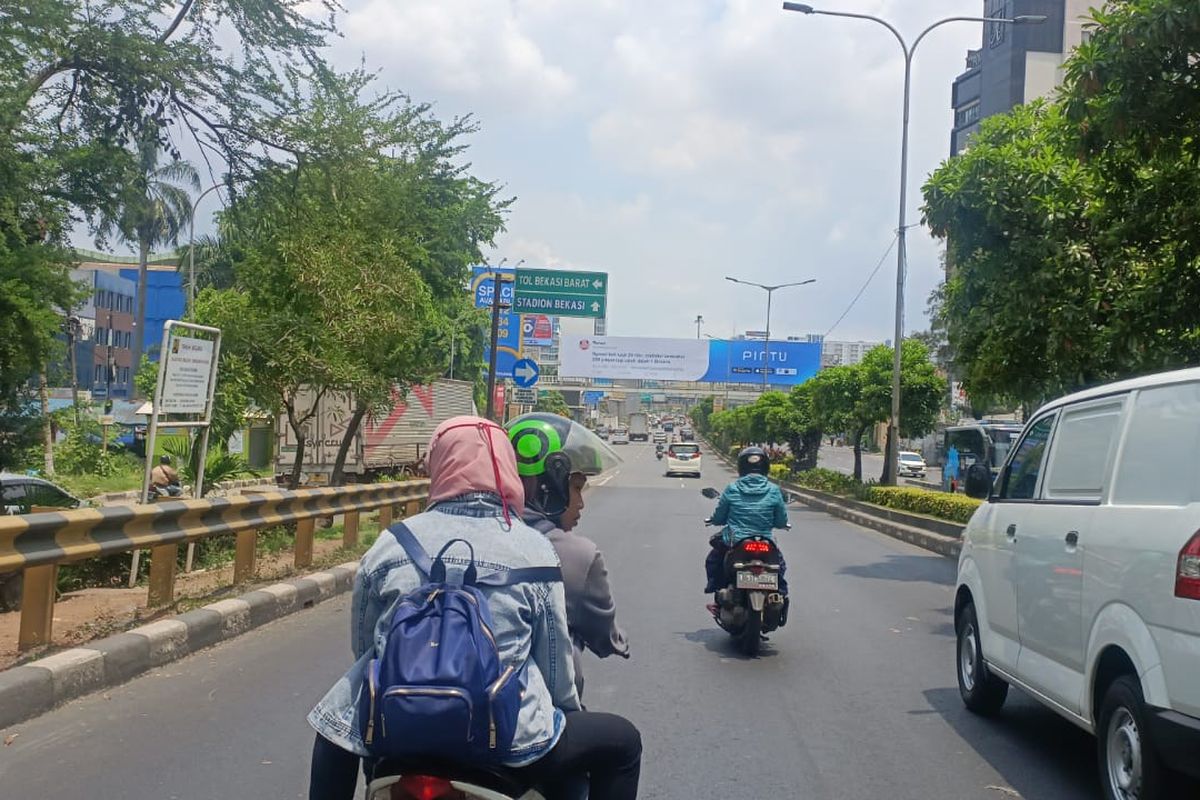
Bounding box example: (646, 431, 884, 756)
(426, 415, 525, 522)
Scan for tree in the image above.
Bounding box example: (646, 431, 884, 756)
(97, 139, 199, 387)
(205, 70, 506, 486)
(809, 342, 945, 482)
(924, 0, 1200, 408)
(534, 391, 571, 417)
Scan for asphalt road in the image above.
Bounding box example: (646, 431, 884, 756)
(0, 441, 1107, 800)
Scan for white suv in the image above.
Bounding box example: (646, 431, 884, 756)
(955, 368, 1200, 800)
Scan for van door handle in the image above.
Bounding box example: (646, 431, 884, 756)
(1065, 530, 1079, 546)
(1006, 524, 1017, 539)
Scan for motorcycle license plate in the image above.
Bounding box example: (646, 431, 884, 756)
(736, 571, 778, 590)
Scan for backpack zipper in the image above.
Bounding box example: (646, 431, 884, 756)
(365, 661, 378, 745)
(383, 686, 474, 736)
(486, 664, 517, 750)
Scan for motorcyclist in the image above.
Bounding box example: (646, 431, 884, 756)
(703, 446, 790, 597)
(507, 413, 629, 699)
(150, 455, 182, 497)
(307, 416, 642, 800)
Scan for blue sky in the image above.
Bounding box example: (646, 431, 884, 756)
(92, 0, 991, 343)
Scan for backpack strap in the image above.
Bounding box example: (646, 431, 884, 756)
(476, 565, 563, 587)
(387, 523, 434, 578)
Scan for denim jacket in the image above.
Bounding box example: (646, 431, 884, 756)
(307, 493, 581, 766)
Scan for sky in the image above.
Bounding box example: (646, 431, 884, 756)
(96, 0, 992, 345)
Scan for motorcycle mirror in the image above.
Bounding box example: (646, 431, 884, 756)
(701, 487, 719, 499)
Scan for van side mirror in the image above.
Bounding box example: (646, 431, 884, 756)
(964, 464, 993, 500)
(701, 487, 719, 499)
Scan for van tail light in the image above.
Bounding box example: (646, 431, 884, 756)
(1177, 531, 1200, 600)
(743, 541, 771, 553)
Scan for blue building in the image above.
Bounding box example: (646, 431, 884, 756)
(74, 248, 186, 363)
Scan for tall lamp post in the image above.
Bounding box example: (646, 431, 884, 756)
(694, 314, 704, 339)
(725, 276, 815, 391)
(781, 2, 1045, 483)
(187, 181, 233, 317)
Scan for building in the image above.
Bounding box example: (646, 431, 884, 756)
(819, 339, 883, 368)
(78, 269, 137, 401)
(950, 0, 1094, 156)
(74, 248, 186, 363)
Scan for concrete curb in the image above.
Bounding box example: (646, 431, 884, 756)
(0, 562, 359, 731)
(783, 486, 962, 560)
(703, 437, 962, 560)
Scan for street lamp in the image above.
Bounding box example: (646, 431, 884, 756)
(782, 2, 1044, 483)
(725, 276, 816, 391)
(187, 181, 236, 316)
(694, 314, 704, 339)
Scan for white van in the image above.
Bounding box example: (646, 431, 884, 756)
(955, 368, 1200, 800)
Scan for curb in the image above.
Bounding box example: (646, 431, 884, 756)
(784, 486, 962, 559)
(0, 562, 359, 731)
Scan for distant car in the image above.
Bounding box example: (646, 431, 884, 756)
(596, 426, 610, 441)
(1, 474, 81, 612)
(611, 428, 630, 445)
(653, 430, 667, 444)
(898, 451, 927, 478)
(662, 422, 674, 433)
(665, 442, 702, 477)
(679, 428, 695, 442)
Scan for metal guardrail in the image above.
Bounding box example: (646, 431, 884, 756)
(0, 480, 430, 651)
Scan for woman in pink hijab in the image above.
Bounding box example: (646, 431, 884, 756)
(308, 416, 642, 800)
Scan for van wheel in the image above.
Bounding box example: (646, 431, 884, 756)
(1098, 676, 1167, 800)
(956, 600, 1007, 715)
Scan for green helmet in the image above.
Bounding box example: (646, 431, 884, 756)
(506, 413, 619, 478)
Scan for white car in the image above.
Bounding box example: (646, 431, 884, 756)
(653, 430, 667, 444)
(955, 367, 1200, 800)
(665, 443, 702, 477)
(610, 428, 629, 445)
(898, 450, 927, 478)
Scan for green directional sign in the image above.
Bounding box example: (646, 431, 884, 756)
(514, 268, 608, 319)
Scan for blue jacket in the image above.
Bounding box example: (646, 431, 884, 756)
(307, 493, 579, 766)
(710, 474, 789, 545)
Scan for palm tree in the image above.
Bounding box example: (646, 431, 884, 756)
(99, 139, 199, 394)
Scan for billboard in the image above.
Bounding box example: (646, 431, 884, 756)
(470, 266, 520, 377)
(522, 314, 554, 347)
(559, 336, 821, 386)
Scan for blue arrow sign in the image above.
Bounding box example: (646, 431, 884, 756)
(511, 358, 540, 388)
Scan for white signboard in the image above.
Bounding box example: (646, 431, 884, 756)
(559, 335, 710, 381)
(227, 430, 244, 454)
(160, 334, 216, 413)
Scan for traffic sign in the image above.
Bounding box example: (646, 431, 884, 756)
(513, 387, 537, 404)
(471, 266, 521, 378)
(511, 358, 540, 388)
(514, 268, 608, 319)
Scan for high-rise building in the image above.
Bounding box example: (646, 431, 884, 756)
(820, 339, 882, 368)
(950, 0, 1094, 156)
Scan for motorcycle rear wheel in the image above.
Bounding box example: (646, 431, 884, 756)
(740, 610, 762, 656)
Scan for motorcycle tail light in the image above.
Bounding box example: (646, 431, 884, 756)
(391, 775, 468, 800)
(743, 541, 771, 553)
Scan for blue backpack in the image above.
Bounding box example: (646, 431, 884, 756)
(361, 523, 561, 763)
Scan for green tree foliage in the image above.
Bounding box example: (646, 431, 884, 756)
(809, 341, 944, 482)
(200, 70, 507, 486)
(702, 386, 825, 471)
(924, 0, 1200, 407)
(534, 390, 571, 417)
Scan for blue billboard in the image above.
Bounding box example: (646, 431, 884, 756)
(700, 339, 821, 386)
(471, 266, 521, 378)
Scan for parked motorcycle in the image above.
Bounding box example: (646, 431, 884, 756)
(701, 487, 788, 656)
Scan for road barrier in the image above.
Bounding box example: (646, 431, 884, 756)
(0, 480, 429, 651)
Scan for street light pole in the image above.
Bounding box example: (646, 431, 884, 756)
(484, 258, 524, 422)
(187, 182, 231, 317)
(782, 2, 1045, 483)
(695, 314, 704, 339)
(726, 276, 816, 392)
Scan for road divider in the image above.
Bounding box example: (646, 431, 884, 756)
(0, 480, 429, 651)
(0, 561, 360, 730)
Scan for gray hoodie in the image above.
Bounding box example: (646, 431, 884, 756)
(525, 511, 630, 697)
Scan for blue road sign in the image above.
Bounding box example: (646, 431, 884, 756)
(471, 266, 520, 378)
(583, 390, 605, 407)
(511, 358, 540, 388)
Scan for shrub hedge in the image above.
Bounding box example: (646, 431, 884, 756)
(862, 486, 982, 524)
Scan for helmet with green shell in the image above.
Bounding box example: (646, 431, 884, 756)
(506, 413, 620, 519)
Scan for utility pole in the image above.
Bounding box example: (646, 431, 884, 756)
(695, 314, 704, 339)
(485, 259, 523, 421)
(65, 316, 81, 427)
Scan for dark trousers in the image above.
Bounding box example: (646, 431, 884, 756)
(704, 542, 788, 594)
(309, 710, 641, 800)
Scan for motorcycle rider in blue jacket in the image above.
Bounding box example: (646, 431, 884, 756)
(704, 447, 790, 596)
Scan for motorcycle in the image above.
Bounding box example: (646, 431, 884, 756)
(701, 487, 789, 656)
(365, 760, 546, 799)
(146, 482, 182, 502)
(655, 443, 664, 460)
